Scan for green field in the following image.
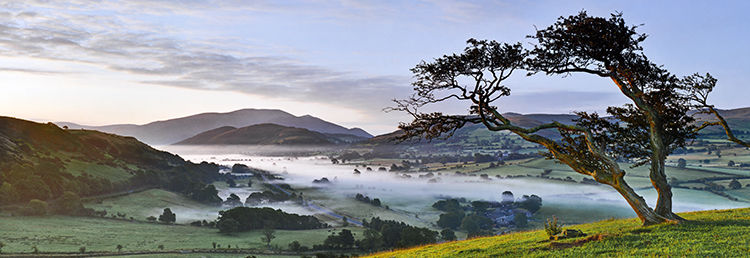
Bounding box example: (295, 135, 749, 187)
(0, 215, 364, 255)
(85, 189, 217, 223)
(369, 207, 750, 257)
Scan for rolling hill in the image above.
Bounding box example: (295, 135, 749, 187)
(0, 116, 222, 205)
(174, 123, 356, 145)
(58, 109, 372, 145)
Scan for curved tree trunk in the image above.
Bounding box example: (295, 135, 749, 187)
(649, 122, 685, 221)
(609, 174, 669, 226)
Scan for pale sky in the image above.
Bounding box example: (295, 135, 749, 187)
(1, 1, 748, 135)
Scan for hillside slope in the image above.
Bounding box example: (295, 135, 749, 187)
(369, 207, 750, 257)
(174, 123, 342, 145)
(58, 109, 372, 145)
(0, 116, 221, 205)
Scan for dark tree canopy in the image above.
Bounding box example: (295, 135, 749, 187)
(158, 208, 176, 224)
(217, 207, 325, 231)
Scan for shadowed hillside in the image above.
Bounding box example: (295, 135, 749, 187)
(0, 116, 222, 206)
(174, 123, 355, 145)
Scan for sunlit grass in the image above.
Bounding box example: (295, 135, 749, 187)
(368, 208, 750, 257)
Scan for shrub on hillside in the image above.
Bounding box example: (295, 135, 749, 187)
(545, 216, 563, 239)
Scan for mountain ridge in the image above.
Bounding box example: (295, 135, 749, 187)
(57, 108, 372, 145)
(364, 107, 750, 146)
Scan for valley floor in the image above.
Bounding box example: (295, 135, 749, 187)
(0, 215, 363, 256)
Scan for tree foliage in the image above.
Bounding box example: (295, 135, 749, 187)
(362, 217, 439, 249)
(158, 208, 176, 224)
(217, 207, 325, 232)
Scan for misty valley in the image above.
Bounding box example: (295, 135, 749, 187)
(4, 4, 750, 257)
(3, 112, 750, 257)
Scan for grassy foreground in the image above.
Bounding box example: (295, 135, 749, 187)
(368, 207, 750, 257)
(0, 215, 363, 254)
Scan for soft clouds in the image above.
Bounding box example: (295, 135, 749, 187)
(0, 1, 412, 125)
(2, 0, 746, 135)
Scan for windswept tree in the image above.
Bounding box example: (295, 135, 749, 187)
(525, 12, 748, 220)
(392, 37, 667, 225)
(393, 12, 748, 225)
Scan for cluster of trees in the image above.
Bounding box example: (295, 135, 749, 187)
(16, 191, 94, 216)
(472, 153, 497, 163)
(312, 177, 332, 184)
(230, 163, 255, 174)
(216, 207, 326, 233)
(158, 208, 176, 224)
(354, 193, 382, 207)
(359, 217, 439, 250)
(419, 154, 488, 164)
(245, 190, 294, 205)
(433, 194, 542, 236)
(729, 179, 743, 190)
(414, 152, 537, 166)
(223, 193, 243, 207)
(0, 158, 119, 206)
(389, 162, 410, 172)
(318, 229, 356, 250)
(335, 151, 363, 163)
(291, 223, 438, 253)
(433, 199, 493, 237)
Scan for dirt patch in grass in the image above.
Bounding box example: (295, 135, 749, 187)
(548, 234, 609, 249)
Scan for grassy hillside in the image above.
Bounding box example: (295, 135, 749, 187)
(0, 116, 222, 206)
(369, 207, 750, 257)
(84, 189, 216, 223)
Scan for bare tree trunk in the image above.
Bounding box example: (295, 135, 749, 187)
(649, 123, 685, 221)
(608, 173, 670, 226)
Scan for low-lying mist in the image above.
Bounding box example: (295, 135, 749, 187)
(158, 145, 749, 223)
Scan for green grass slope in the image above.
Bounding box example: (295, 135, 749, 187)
(369, 208, 750, 257)
(84, 189, 215, 223)
(0, 116, 221, 205)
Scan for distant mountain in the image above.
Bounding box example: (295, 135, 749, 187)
(175, 123, 361, 145)
(58, 109, 372, 145)
(364, 112, 578, 145)
(362, 108, 750, 148)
